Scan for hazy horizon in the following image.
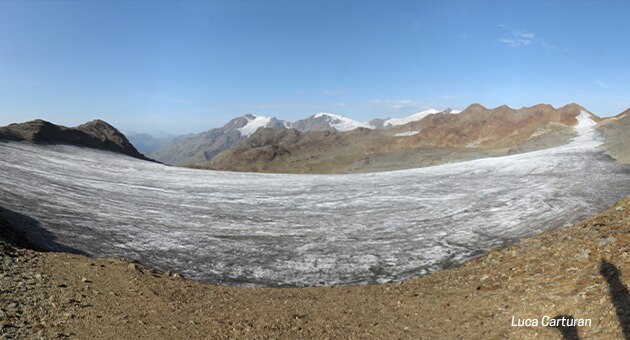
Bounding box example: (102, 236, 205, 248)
(1, 0, 629, 135)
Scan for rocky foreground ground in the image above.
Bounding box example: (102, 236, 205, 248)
(1, 199, 629, 339)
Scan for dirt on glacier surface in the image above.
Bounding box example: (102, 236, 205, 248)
(0, 120, 629, 286)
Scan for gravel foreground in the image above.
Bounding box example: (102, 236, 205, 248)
(1, 199, 630, 339)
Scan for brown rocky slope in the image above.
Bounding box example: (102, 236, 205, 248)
(0, 119, 151, 161)
(206, 103, 594, 174)
(1, 198, 629, 339)
(147, 114, 289, 166)
(597, 108, 630, 165)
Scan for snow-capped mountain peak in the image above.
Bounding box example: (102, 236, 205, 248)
(311, 112, 373, 131)
(234, 109, 462, 135)
(574, 110, 597, 131)
(381, 108, 461, 128)
(289, 112, 373, 132)
(237, 115, 273, 136)
(237, 115, 290, 136)
(383, 109, 441, 128)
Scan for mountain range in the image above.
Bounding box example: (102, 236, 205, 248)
(205, 103, 599, 173)
(139, 109, 462, 166)
(2, 103, 628, 174)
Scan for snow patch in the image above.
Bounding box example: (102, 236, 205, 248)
(313, 113, 373, 131)
(394, 131, 419, 137)
(383, 109, 441, 128)
(465, 140, 483, 148)
(238, 115, 274, 136)
(575, 111, 597, 131)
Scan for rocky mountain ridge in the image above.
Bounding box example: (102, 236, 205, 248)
(3, 103, 627, 173)
(143, 108, 459, 165)
(0, 119, 150, 161)
(144, 114, 290, 166)
(206, 103, 600, 173)
(596, 109, 630, 164)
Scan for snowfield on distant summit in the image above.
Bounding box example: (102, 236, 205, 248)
(0, 114, 629, 286)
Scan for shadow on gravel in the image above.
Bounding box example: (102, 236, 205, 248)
(600, 260, 630, 340)
(0, 205, 86, 255)
(548, 260, 630, 340)
(550, 315, 580, 340)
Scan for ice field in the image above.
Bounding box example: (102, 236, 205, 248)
(1, 117, 629, 286)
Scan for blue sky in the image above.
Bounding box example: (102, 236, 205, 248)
(1, 0, 629, 134)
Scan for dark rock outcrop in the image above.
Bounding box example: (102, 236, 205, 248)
(0, 119, 151, 161)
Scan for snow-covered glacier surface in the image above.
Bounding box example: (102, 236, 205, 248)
(1, 123, 629, 287)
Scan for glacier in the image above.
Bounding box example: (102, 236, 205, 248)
(312, 112, 374, 131)
(383, 109, 441, 128)
(0, 121, 629, 287)
(237, 115, 275, 136)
